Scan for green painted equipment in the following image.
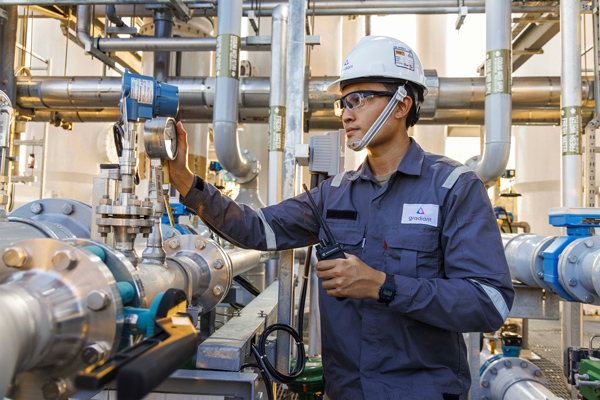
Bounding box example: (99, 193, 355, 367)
(287, 357, 325, 400)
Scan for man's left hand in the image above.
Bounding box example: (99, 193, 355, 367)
(316, 254, 386, 300)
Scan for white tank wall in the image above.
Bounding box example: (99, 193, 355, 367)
(413, 14, 447, 156)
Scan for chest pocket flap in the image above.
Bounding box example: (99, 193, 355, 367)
(385, 225, 441, 278)
(320, 222, 365, 257)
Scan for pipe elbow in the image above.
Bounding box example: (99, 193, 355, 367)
(466, 141, 511, 185)
(271, 4, 289, 21)
(75, 5, 92, 47)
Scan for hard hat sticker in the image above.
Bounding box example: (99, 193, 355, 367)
(342, 58, 353, 72)
(393, 46, 414, 71)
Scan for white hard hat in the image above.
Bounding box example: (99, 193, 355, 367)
(327, 36, 428, 96)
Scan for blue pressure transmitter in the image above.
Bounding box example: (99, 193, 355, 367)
(121, 69, 179, 121)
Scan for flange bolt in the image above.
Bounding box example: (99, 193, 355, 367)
(61, 203, 74, 215)
(52, 250, 78, 271)
(569, 278, 578, 287)
(82, 342, 108, 365)
(195, 240, 206, 250)
(30, 202, 43, 214)
(213, 259, 224, 269)
(42, 379, 67, 400)
(87, 290, 110, 311)
(568, 254, 578, 263)
(169, 239, 180, 249)
(213, 285, 224, 296)
(3, 247, 28, 268)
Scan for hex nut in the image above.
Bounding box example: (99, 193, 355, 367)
(213, 285, 224, 296)
(3, 247, 28, 268)
(30, 202, 43, 214)
(165, 230, 174, 238)
(195, 240, 206, 250)
(481, 380, 490, 388)
(568, 254, 578, 263)
(82, 342, 108, 365)
(168, 239, 180, 249)
(490, 367, 498, 375)
(87, 290, 111, 311)
(504, 359, 512, 368)
(534, 369, 542, 377)
(61, 203, 74, 215)
(586, 239, 594, 248)
(42, 379, 67, 400)
(537, 271, 544, 278)
(521, 361, 528, 368)
(586, 295, 595, 304)
(569, 278, 578, 287)
(52, 250, 78, 271)
(213, 259, 224, 269)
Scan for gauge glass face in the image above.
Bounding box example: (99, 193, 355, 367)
(164, 119, 178, 160)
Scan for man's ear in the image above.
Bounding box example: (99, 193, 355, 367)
(394, 95, 413, 120)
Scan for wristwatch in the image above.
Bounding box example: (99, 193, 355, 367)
(378, 273, 396, 305)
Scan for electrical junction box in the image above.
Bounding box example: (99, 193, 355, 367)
(309, 129, 345, 177)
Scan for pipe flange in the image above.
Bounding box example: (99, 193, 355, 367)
(558, 235, 600, 304)
(163, 235, 232, 313)
(480, 357, 547, 400)
(2, 238, 122, 398)
(11, 198, 93, 239)
(224, 148, 261, 184)
(420, 69, 438, 119)
(503, 233, 556, 291)
(64, 239, 146, 308)
(96, 204, 154, 217)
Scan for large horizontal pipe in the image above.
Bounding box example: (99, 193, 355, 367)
(0, 0, 558, 15)
(16, 76, 594, 111)
(28, 108, 594, 127)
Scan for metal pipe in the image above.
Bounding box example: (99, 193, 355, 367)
(466, 0, 511, 185)
(17, 75, 593, 111)
(153, 10, 174, 83)
(561, 0, 585, 386)
(277, 0, 306, 377)
(227, 249, 276, 277)
(502, 379, 558, 400)
(105, 4, 124, 27)
(265, 4, 288, 287)
(0, 285, 53, 398)
(0, 0, 558, 15)
(268, 4, 288, 206)
(75, 5, 92, 49)
(212, 0, 257, 183)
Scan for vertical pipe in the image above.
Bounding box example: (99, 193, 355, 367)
(0, 6, 17, 103)
(278, 0, 306, 376)
(466, 0, 511, 184)
(213, 0, 257, 182)
(39, 122, 49, 199)
(561, 1, 584, 398)
(266, 4, 288, 286)
(153, 10, 174, 83)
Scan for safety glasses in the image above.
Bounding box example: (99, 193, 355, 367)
(333, 90, 396, 117)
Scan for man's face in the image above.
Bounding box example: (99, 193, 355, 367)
(340, 82, 408, 149)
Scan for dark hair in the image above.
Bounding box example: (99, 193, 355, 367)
(381, 81, 424, 128)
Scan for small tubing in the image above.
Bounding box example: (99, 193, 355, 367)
(347, 85, 407, 152)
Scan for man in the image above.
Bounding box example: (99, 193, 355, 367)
(170, 36, 514, 400)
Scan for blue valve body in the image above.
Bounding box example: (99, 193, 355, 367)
(122, 69, 179, 121)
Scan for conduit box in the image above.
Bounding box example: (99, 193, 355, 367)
(549, 207, 600, 228)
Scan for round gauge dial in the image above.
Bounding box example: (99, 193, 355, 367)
(164, 118, 178, 160)
(143, 117, 179, 161)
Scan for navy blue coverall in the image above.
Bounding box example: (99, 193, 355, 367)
(182, 139, 515, 400)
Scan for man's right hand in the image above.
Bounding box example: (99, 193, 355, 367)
(169, 122, 195, 198)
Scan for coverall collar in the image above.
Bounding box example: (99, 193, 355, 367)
(348, 137, 424, 182)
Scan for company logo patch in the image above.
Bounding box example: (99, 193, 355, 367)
(401, 204, 439, 227)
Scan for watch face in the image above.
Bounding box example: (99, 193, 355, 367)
(381, 288, 394, 299)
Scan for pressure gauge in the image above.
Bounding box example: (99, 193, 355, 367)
(143, 117, 178, 161)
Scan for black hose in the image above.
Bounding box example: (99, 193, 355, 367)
(240, 246, 313, 400)
(234, 275, 261, 297)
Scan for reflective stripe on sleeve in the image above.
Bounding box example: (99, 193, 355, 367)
(469, 279, 510, 321)
(256, 208, 277, 251)
(442, 165, 472, 189)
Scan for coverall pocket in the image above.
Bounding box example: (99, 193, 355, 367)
(319, 222, 365, 258)
(384, 225, 441, 278)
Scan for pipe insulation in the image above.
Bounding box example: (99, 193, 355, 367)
(212, 0, 258, 183)
(466, 0, 511, 185)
